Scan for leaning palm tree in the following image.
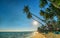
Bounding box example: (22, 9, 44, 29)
(23, 0, 60, 32)
(23, 6, 45, 25)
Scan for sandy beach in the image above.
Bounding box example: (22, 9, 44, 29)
(31, 31, 46, 38)
(31, 31, 60, 38)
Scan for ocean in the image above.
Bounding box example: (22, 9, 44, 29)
(0, 31, 33, 38)
(0, 31, 60, 38)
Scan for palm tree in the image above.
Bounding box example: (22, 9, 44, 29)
(23, 0, 60, 32)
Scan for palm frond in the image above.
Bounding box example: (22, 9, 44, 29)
(23, 6, 29, 14)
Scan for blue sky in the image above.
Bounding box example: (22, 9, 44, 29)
(0, 0, 42, 31)
(0, 0, 58, 32)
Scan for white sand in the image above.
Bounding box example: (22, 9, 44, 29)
(31, 32, 60, 38)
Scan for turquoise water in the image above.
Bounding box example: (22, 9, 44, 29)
(0, 32, 33, 38)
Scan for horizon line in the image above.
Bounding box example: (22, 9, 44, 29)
(0, 30, 35, 32)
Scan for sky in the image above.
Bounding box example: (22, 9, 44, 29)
(0, 0, 58, 32)
(0, 0, 43, 31)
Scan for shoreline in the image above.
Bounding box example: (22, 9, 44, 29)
(31, 31, 60, 38)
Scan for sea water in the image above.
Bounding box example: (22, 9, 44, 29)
(0, 31, 33, 38)
(0, 31, 60, 38)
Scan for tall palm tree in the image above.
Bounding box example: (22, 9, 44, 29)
(23, 0, 60, 32)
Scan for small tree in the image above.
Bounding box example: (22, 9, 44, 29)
(23, 0, 60, 32)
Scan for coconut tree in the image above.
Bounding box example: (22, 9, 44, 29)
(23, 0, 60, 32)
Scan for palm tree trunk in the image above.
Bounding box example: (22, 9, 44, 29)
(32, 17, 44, 26)
(30, 13, 46, 23)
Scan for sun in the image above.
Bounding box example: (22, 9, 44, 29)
(33, 20, 38, 26)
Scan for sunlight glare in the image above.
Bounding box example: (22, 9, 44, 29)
(33, 20, 38, 26)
